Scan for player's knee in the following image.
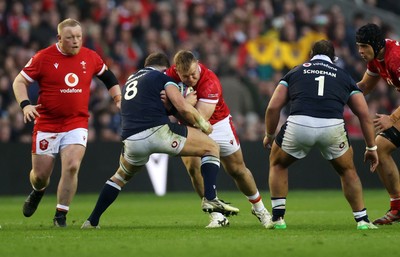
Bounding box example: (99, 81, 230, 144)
(339, 168, 358, 179)
(115, 159, 136, 184)
(227, 166, 249, 178)
(207, 140, 219, 156)
(31, 168, 51, 181)
(113, 170, 129, 185)
(32, 172, 49, 183)
(64, 159, 82, 174)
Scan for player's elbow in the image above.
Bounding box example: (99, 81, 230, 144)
(266, 105, 281, 117)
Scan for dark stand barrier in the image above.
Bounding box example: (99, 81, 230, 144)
(0, 140, 394, 195)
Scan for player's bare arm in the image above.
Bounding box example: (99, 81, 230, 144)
(160, 89, 197, 111)
(97, 68, 121, 109)
(347, 92, 379, 172)
(12, 73, 40, 123)
(195, 101, 216, 121)
(264, 83, 288, 148)
(109, 84, 122, 109)
(357, 72, 380, 95)
(165, 85, 212, 134)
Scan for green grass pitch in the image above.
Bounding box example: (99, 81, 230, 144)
(0, 190, 399, 257)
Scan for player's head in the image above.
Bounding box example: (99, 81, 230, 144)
(57, 18, 82, 56)
(173, 50, 200, 88)
(144, 52, 170, 71)
(356, 23, 385, 59)
(310, 40, 336, 62)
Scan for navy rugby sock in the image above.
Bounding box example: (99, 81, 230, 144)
(88, 180, 121, 226)
(201, 156, 220, 200)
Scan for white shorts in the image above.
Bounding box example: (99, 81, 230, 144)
(210, 115, 240, 157)
(32, 128, 88, 156)
(277, 115, 349, 160)
(123, 124, 187, 166)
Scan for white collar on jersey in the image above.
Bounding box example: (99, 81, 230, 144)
(56, 43, 67, 55)
(310, 54, 333, 63)
(146, 66, 167, 73)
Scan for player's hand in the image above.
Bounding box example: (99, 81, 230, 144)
(185, 91, 197, 106)
(22, 104, 41, 123)
(263, 135, 274, 149)
(160, 90, 172, 110)
(113, 94, 121, 110)
(115, 101, 121, 110)
(373, 113, 392, 134)
(364, 149, 379, 172)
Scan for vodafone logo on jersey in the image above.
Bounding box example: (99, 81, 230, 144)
(65, 73, 79, 87)
(60, 73, 82, 93)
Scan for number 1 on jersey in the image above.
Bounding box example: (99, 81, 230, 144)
(315, 75, 325, 96)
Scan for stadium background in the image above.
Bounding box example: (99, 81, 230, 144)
(0, 0, 399, 195)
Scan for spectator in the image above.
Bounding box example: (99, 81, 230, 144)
(0, 0, 399, 143)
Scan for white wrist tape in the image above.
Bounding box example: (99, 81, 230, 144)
(365, 145, 377, 151)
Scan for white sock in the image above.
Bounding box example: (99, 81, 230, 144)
(247, 191, 265, 212)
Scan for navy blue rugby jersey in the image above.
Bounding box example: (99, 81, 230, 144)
(120, 67, 178, 139)
(279, 57, 361, 119)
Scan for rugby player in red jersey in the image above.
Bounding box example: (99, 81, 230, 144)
(13, 18, 121, 227)
(356, 23, 400, 225)
(165, 50, 271, 228)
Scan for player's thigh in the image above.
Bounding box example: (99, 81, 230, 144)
(180, 126, 219, 157)
(123, 124, 186, 166)
(32, 154, 56, 177)
(269, 141, 298, 168)
(376, 133, 398, 155)
(221, 148, 247, 174)
(60, 144, 86, 171)
(329, 147, 355, 175)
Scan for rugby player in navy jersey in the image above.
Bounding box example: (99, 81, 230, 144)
(263, 40, 379, 230)
(81, 52, 229, 228)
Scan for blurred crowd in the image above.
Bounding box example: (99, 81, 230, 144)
(0, 0, 399, 143)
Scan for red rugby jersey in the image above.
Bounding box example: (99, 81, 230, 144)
(166, 63, 230, 125)
(367, 39, 400, 89)
(21, 44, 106, 132)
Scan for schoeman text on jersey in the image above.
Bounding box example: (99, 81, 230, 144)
(303, 62, 337, 78)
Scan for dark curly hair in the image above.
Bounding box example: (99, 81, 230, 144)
(310, 40, 335, 62)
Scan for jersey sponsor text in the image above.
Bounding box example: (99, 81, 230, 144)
(60, 88, 83, 93)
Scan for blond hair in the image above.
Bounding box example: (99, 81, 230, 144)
(173, 50, 197, 73)
(57, 18, 81, 34)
